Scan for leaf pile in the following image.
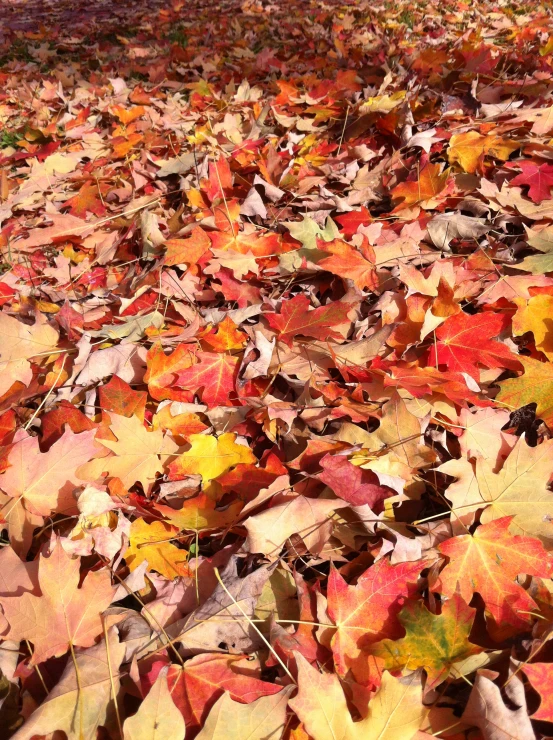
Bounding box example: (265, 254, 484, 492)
(2, 0, 553, 737)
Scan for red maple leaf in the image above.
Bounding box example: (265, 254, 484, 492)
(427, 312, 522, 380)
(508, 160, 553, 203)
(175, 351, 240, 407)
(266, 294, 350, 347)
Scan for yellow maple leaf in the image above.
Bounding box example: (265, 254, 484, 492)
(448, 131, 519, 174)
(169, 433, 256, 484)
(125, 518, 190, 579)
(513, 294, 553, 360)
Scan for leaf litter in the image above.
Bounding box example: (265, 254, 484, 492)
(2, 0, 553, 737)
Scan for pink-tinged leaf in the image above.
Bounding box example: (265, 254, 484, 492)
(319, 454, 392, 510)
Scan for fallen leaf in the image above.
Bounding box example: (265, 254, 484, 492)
(123, 666, 185, 740)
(368, 593, 482, 688)
(10, 627, 125, 740)
(1, 541, 114, 664)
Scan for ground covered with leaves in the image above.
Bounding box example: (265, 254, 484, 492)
(3, 0, 553, 737)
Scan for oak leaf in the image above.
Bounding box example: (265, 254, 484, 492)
(462, 671, 533, 740)
(168, 557, 272, 655)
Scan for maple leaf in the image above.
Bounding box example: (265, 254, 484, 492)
(243, 495, 344, 558)
(9, 3, 553, 735)
(336, 206, 372, 236)
(12, 212, 92, 250)
(154, 493, 243, 531)
(518, 224, 553, 273)
(78, 413, 178, 492)
(9, 627, 124, 740)
(212, 268, 262, 307)
(196, 686, 293, 740)
(508, 160, 553, 203)
(1, 541, 114, 664)
(289, 653, 425, 740)
(63, 180, 107, 218)
(125, 518, 190, 579)
(0, 428, 98, 554)
(521, 663, 553, 721)
(123, 666, 185, 740)
(368, 593, 481, 689)
(168, 433, 256, 485)
(164, 653, 282, 730)
(512, 294, 553, 360)
(40, 400, 96, 447)
(164, 226, 212, 267)
(457, 407, 514, 464)
(440, 435, 553, 544)
(327, 558, 427, 677)
(391, 161, 450, 209)
(496, 355, 553, 427)
(266, 294, 350, 347)
(436, 518, 553, 629)
(448, 131, 519, 173)
(175, 351, 240, 407)
(203, 316, 247, 352)
(98, 374, 147, 418)
(0, 312, 59, 397)
(428, 312, 522, 380)
(145, 343, 195, 402)
(317, 238, 377, 291)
